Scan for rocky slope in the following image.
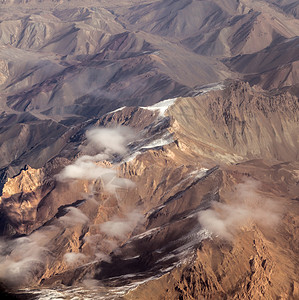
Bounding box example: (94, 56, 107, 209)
(0, 0, 299, 178)
(0, 82, 298, 299)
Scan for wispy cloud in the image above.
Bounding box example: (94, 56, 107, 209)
(0, 126, 137, 287)
(58, 207, 89, 226)
(63, 252, 87, 266)
(100, 210, 144, 239)
(0, 228, 54, 287)
(83, 126, 135, 156)
(56, 160, 115, 182)
(0, 206, 91, 288)
(56, 126, 136, 194)
(198, 178, 281, 240)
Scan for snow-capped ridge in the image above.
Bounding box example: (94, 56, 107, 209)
(141, 98, 177, 117)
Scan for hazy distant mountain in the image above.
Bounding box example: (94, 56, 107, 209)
(0, 0, 298, 177)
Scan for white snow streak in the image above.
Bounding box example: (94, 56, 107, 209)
(141, 98, 177, 116)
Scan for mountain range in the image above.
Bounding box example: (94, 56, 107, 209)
(0, 0, 298, 299)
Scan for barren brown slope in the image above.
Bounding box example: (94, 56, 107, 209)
(126, 168, 299, 300)
(0, 0, 298, 180)
(224, 37, 299, 89)
(267, 0, 299, 18)
(168, 81, 299, 163)
(0, 82, 298, 299)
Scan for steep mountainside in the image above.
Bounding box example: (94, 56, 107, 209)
(0, 82, 298, 299)
(0, 0, 298, 178)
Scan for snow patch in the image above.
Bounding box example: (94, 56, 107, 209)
(105, 97, 177, 118)
(106, 106, 126, 115)
(197, 228, 213, 240)
(141, 98, 177, 116)
(192, 82, 225, 96)
(141, 133, 173, 149)
(168, 168, 209, 193)
(123, 151, 141, 163)
(190, 168, 209, 179)
(131, 227, 161, 240)
(123, 255, 140, 261)
(199, 84, 225, 94)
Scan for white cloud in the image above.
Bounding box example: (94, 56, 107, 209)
(0, 126, 137, 288)
(100, 210, 144, 239)
(63, 252, 87, 266)
(56, 126, 135, 195)
(198, 178, 281, 240)
(58, 207, 89, 226)
(0, 230, 52, 287)
(84, 126, 135, 155)
(94, 252, 111, 263)
(56, 160, 116, 182)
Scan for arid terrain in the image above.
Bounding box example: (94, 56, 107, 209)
(0, 0, 298, 299)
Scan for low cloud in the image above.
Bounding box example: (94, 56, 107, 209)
(102, 174, 135, 195)
(0, 229, 52, 287)
(100, 210, 144, 239)
(56, 160, 116, 182)
(0, 209, 92, 288)
(64, 252, 87, 266)
(84, 126, 135, 155)
(198, 178, 281, 240)
(94, 251, 111, 263)
(56, 126, 135, 195)
(0, 206, 91, 287)
(58, 207, 89, 226)
(0, 127, 137, 288)
(82, 278, 101, 288)
(83, 234, 114, 262)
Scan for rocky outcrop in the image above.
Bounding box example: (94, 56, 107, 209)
(125, 161, 299, 300)
(168, 81, 299, 163)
